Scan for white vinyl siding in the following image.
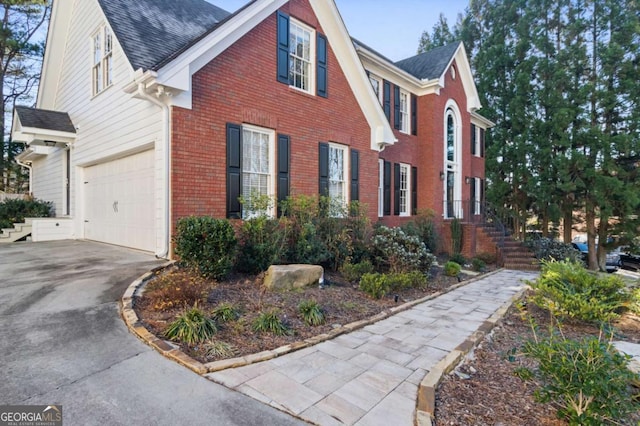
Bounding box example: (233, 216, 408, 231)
(31, 0, 164, 251)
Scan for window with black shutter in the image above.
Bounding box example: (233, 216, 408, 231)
(317, 33, 328, 97)
(383, 80, 391, 122)
(277, 134, 290, 216)
(480, 128, 485, 157)
(412, 166, 417, 215)
(471, 124, 477, 156)
(350, 149, 359, 202)
(383, 161, 391, 215)
(411, 95, 417, 136)
(226, 123, 242, 218)
(276, 12, 289, 85)
(319, 142, 329, 196)
(393, 163, 400, 215)
(393, 85, 400, 130)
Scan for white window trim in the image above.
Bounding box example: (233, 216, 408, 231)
(399, 89, 410, 134)
(474, 125, 482, 158)
(399, 163, 411, 216)
(241, 124, 276, 219)
(289, 18, 316, 95)
(327, 142, 349, 207)
(378, 159, 384, 217)
(473, 177, 482, 215)
(369, 73, 383, 105)
(91, 25, 113, 97)
(443, 100, 462, 219)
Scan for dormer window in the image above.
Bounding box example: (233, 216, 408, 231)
(92, 26, 113, 96)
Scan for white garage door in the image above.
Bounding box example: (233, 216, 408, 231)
(84, 150, 155, 252)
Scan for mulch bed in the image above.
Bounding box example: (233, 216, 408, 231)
(435, 295, 640, 425)
(134, 264, 483, 363)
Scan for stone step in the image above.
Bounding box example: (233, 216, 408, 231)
(0, 223, 32, 243)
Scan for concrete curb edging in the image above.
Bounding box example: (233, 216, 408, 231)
(414, 285, 529, 426)
(121, 263, 506, 375)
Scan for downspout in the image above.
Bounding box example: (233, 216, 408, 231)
(136, 82, 171, 259)
(16, 157, 33, 195)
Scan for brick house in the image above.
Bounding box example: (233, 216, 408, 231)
(11, 0, 495, 259)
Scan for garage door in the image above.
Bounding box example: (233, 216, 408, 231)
(84, 150, 155, 252)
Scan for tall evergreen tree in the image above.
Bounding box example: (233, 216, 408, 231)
(417, 13, 456, 53)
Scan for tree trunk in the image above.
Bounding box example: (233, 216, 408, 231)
(563, 207, 573, 243)
(585, 201, 597, 270)
(597, 215, 608, 272)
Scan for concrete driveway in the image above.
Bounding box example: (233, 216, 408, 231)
(0, 240, 302, 426)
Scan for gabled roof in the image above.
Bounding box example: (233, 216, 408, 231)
(14, 106, 76, 134)
(97, 0, 231, 71)
(395, 41, 460, 80)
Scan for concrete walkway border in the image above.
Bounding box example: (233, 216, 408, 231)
(120, 265, 508, 376)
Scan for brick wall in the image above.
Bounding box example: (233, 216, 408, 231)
(170, 0, 377, 235)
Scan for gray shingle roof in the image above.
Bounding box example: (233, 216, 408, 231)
(15, 106, 76, 133)
(394, 41, 460, 80)
(98, 0, 232, 71)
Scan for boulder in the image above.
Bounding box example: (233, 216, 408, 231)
(263, 264, 324, 291)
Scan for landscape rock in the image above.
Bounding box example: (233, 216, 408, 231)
(263, 264, 324, 291)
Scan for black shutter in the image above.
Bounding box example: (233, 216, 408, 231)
(393, 85, 400, 130)
(350, 149, 359, 202)
(480, 128, 485, 157)
(277, 134, 290, 216)
(411, 94, 417, 136)
(383, 161, 391, 215)
(383, 80, 391, 122)
(471, 124, 477, 155)
(319, 142, 329, 196)
(276, 12, 290, 84)
(226, 123, 242, 219)
(317, 33, 328, 98)
(393, 163, 400, 215)
(412, 166, 417, 215)
(470, 177, 476, 214)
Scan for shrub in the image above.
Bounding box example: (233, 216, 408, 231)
(144, 270, 212, 311)
(164, 306, 217, 344)
(359, 271, 428, 299)
(340, 260, 375, 283)
(472, 258, 487, 272)
(211, 302, 240, 323)
(359, 273, 391, 299)
(525, 237, 582, 264)
(203, 340, 238, 359)
(519, 330, 639, 424)
(450, 218, 463, 255)
(449, 253, 466, 266)
(475, 251, 497, 265)
(372, 226, 436, 273)
(252, 309, 291, 335)
(401, 209, 440, 253)
(0, 197, 53, 229)
(528, 260, 628, 323)
(298, 300, 325, 326)
(236, 216, 285, 274)
(444, 261, 461, 277)
(173, 216, 237, 280)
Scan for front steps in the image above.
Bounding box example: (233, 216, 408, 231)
(478, 224, 539, 271)
(0, 222, 32, 243)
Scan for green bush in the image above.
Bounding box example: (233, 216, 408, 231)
(252, 309, 291, 335)
(475, 251, 497, 265)
(528, 260, 628, 323)
(472, 258, 487, 272)
(525, 236, 583, 263)
(164, 306, 218, 344)
(519, 331, 639, 424)
(444, 261, 461, 277)
(359, 271, 428, 299)
(173, 216, 237, 280)
(372, 226, 436, 273)
(298, 300, 325, 326)
(359, 273, 391, 299)
(236, 216, 285, 274)
(211, 302, 240, 323)
(401, 209, 440, 253)
(340, 260, 375, 283)
(0, 197, 53, 229)
(449, 252, 466, 266)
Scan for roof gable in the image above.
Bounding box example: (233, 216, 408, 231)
(98, 0, 231, 71)
(395, 41, 460, 81)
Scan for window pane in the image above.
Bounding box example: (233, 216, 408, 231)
(447, 114, 455, 162)
(328, 145, 345, 201)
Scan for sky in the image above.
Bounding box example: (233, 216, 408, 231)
(208, 0, 469, 61)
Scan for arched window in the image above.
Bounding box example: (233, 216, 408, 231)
(444, 102, 462, 218)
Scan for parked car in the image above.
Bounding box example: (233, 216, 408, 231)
(571, 242, 619, 272)
(619, 251, 640, 271)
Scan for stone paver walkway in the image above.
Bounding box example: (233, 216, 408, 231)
(207, 270, 537, 425)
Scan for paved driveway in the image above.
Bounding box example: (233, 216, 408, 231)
(0, 240, 302, 426)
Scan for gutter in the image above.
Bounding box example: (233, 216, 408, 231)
(135, 82, 171, 259)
